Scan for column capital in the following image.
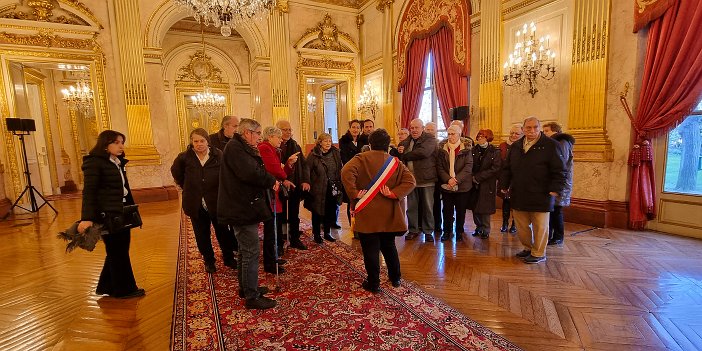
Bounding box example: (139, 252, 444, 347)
(356, 14, 364, 28)
(376, 0, 394, 12)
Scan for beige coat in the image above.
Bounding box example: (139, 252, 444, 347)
(341, 151, 416, 234)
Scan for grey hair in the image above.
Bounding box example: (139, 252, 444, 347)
(399, 128, 409, 133)
(410, 118, 424, 127)
(447, 125, 462, 135)
(237, 118, 261, 134)
(221, 115, 240, 129)
(523, 116, 541, 127)
(262, 126, 282, 140)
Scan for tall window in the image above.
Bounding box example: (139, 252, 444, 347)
(418, 54, 447, 139)
(663, 98, 702, 195)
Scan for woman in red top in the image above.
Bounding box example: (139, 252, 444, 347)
(258, 126, 299, 274)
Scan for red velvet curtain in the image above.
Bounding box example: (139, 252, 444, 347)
(400, 37, 430, 128)
(430, 26, 468, 131)
(628, 0, 702, 229)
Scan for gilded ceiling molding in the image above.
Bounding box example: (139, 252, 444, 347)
(0, 29, 94, 49)
(396, 0, 471, 88)
(299, 56, 355, 71)
(0, 0, 102, 28)
(376, 0, 394, 12)
(295, 14, 358, 53)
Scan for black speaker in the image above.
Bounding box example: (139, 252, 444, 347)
(5, 118, 35, 132)
(450, 106, 469, 120)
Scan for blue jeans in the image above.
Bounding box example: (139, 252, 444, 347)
(407, 185, 435, 235)
(233, 224, 260, 300)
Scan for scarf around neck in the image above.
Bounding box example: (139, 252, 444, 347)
(446, 140, 462, 178)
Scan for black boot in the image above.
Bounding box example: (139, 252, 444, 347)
(509, 221, 517, 233)
(314, 233, 323, 244)
(323, 233, 336, 242)
(500, 221, 508, 232)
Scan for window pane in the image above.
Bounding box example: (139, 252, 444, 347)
(425, 54, 432, 89)
(663, 115, 702, 195)
(418, 90, 433, 126)
(695, 98, 702, 112)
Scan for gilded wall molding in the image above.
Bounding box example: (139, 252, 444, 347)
(24, 69, 59, 188)
(0, 0, 102, 28)
(295, 14, 358, 53)
(300, 56, 355, 71)
(376, 0, 394, 12)
(477, 0, 501, 137)
(176, 50, 223, 83)
(0, 29, 94, 50)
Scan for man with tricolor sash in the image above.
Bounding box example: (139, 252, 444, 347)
(341, 129, 416, 293)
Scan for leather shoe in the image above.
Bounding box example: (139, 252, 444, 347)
(480, 232, 490, 239)
(500, 224, 508, 232)
(115, 288, 145, 299)
(472, 230, 481, 237)
(290, 241, 308, 250)
(323, 233, 336, 242)
(361, 280, 380, 293)
(223, 259, 237, 269)
(440, 232, 451, 241)
(313, 235, 323, 244)
(509, 224, 517, 233)
(238, 286, 270, 298)
(245, 296, 277, 310)
(548, 239, 564, 246)
(331, 223, 342, 229)
(405, 232, 419, 240)
(264, 266, 285, 274)
(391, 279, 401, 288)
(204, 261, 216, 273)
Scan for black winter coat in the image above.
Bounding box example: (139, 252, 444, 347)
(398, 132, 438, 184)
(171, 146, 223, 219)
(208, 129, 231, 152)
(436, 141, 474, 193)
(304, 146, 342, 215)
(552, 133, 575, 207)
(471, 144, 502, 214)
(500, 133, 567, 212)
(280, 137, 309, 189)
(339, 132, 367, 164)
(80, 154, 135, 224)
(217, 134, 277, 226)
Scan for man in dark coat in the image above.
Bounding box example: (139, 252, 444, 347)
(218, 118, 278, 310)
(209, 115, 239, 151)
(398, 118, 438, 241)
(500, 117, 566, 264)
(276, 119, 310, 250)
(544, 122, 575, 245)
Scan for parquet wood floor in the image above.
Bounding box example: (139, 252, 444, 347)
(0, 198, 700, 350)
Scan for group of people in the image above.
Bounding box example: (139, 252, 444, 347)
(75, 113, 573, 309)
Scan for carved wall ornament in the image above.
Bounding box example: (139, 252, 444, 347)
(637, 0, 660, 13)
(396, 0, 471, 88)
(177, 50, 223, 83)
(300, 14, 354, 53)
(298, 56, 355, 71)
(0, 29, 94, 49)
(0, 0, 89, 26)
(376, 0, 394, 11)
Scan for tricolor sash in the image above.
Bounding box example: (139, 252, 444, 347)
(353, 156, 400, 213)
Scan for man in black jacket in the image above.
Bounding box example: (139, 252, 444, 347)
(218, 118, 278, 310)
(276, 119, 310, 250)
(500, 117, 566, 264)
(543, 122, 575, 246)
(398, 118, 438, 241)
(209, 115, 239, 151)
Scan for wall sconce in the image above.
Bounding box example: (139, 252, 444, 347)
(503, 22, 556, 98)
(357, 82, 379, 119)
(306, 93, 317, 112)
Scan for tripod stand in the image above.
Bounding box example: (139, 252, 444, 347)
(3, 130, 58, 218)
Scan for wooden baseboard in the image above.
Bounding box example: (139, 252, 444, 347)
(131, 185, 179, 204)
(0, 198, 10, 218)
(563, 198, 629, 229)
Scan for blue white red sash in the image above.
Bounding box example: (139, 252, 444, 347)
(353, 156, 400, 213)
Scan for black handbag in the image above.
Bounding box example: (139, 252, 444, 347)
(102, 204, 143, 233)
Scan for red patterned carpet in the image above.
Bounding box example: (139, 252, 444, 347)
(171, 212, 522, 351)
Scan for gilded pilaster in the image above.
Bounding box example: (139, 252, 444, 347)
(568, 0, 613, 162)
(269, 1, 291, 123)
(478, 0, 502, 137)
(112, 0, 159, 164)
(378, 0, 394, 136)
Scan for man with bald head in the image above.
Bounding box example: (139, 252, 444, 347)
(276, 119, 310, 251)
(210, 115, 240, 151)
(500, 117, 566, 264)
(397, 118, 438, 241)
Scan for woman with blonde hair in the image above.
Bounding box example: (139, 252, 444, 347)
(305, 133, 343, 243)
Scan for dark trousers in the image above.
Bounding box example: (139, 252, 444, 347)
(442, 192, 467, 234)
(233, 224, 260, 300)
(549, 205, 565, 241)
(473, 213, 492, 235)
(358, 233, 401, 288)
(312, 188, 338, 236)
(190, 206, 236, 264)
(281, 189, 303, 243)
(97, 229, 138, 297)
(433, 183, 442, 231)
(502, 198, 512, 224)
(263, 213, 284, 269)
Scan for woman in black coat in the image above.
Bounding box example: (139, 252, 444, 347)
(338, 120, 367, 226)
(171, 128, 236, 274)
(470, 129, 502, 239)
(77, 130, 144, 299)
(436, 125, 473, 241)
(305, 133, 343, 244)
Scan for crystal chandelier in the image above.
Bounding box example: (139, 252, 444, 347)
(357, 82, 379, 119)
(61, 72, 94, 113)
(306, 93, 316, 112)
(503, 22, 556, 98)
(191, 85, 226, 114)
(174, 0, 276, 37)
